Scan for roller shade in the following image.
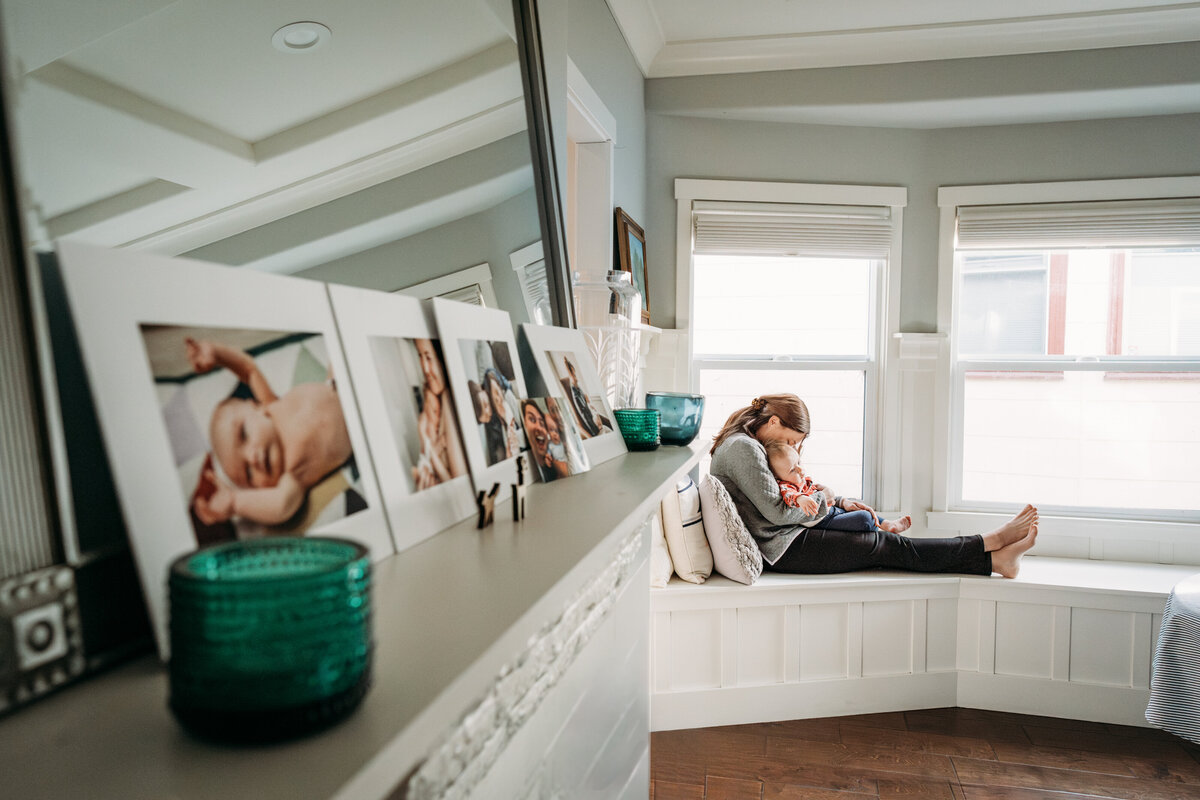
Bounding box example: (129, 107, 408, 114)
(692, 200, 894, 258)
(956, 198, 1200, 250)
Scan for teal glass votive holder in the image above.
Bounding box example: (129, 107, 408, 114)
(167, 537, 373, 743)
(645, 392, 706, 446)
(613, 408, 661, 451)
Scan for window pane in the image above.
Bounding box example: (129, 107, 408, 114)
(698, 368, 864, 498)
(961, 370, 1200, 513)
(1123, 249, 1200, 357)
(959, 254, 1048, 356)
(958, 247, 1200, 358)
(693, 255, 873, 357)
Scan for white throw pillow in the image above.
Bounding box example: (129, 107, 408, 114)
(698, 474, 762, 585)
(660, 477, 713, 584)
(649, 510, 674, 589)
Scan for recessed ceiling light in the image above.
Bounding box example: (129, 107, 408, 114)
(272, 21, 331, 53)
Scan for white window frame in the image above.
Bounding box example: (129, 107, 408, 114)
(675, 178, 907, 510)
(934, 176, 1200, 554)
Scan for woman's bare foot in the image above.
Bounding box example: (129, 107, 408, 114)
(992, 523, 1038, 578)
(879, 515, 912, 533)
(981, 504, 1038, 552)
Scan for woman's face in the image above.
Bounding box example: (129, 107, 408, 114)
(757, 415, 806, 449)
(488, 377, 506, 418)
(415, 338, 445, 395)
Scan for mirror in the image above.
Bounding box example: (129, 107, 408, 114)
(0, 0, 570, 326)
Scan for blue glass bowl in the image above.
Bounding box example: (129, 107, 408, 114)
(645, 392, 705, 446)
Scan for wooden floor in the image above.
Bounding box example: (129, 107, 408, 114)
(650, 707, 1200, 799)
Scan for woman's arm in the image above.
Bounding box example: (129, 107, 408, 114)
(711, 436, 826, 526)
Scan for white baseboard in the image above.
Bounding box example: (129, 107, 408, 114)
(956, 672, 1152, 728)
(652, 673, 957, 732)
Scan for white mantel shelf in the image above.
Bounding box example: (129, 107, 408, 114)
(0, 443, 704, 800)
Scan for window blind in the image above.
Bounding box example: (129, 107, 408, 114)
(692, 200, 894, 258)
(956, 198, 1200, 250)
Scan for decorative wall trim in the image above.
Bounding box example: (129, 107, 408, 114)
(400, 524, 645, 800)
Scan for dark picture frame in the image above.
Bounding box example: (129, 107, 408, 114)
(614, 207, 650, 324)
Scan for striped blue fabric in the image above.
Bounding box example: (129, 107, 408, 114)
(1146, 574, 1200, 744)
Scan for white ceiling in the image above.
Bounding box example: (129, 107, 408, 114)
(1, 0, 531, 272)
(609, 0, 1200, 126)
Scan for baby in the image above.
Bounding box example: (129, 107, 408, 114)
(187, 337, 352, 527)
(764, 440, 912, 533)
(413, 386, 450, 489)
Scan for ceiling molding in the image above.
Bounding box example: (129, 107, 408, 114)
(645, 4, 1200, 77)
(603, 0, 666, 76)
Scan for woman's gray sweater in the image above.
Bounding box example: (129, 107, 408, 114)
(708, 433, 829, 564)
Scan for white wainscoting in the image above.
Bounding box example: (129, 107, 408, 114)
(651, 557, 1197, 732)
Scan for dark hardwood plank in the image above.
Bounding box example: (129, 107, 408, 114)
(766, 735, 958, 780)
(652, 779, 705, 799)
(763, 783, 876, 799)
(839, 722, 997, 759)
(1022, 724, 1197, 762)
(876, 776, 959, 798)
(903, 709, 1032, 743)
(989, 740, 1140, 777)
(953, 755, 1200, 800)
(960, 785, 1118, 799)
(706, 775, 765, 800)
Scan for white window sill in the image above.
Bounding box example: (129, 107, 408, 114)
(927, 510, 1200, 565)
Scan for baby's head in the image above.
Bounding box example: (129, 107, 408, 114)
(209, 396, 284, 489)
(764, 439, 802, 484)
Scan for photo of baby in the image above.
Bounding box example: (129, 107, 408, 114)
(548, 350, 613, 440)
(459, 338, 525, 467)
(141, 324, 368, 547)
(369, 336, 467, 492)
(522, 397, 590, 482)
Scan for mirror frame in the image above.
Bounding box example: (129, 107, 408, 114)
(513, 0, 575, 328)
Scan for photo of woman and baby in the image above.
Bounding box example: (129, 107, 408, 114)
(369, 335, 468, 492)
(460, 338, 525, 468)
(140, 324, 368, 547)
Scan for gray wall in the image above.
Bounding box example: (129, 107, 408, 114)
(567, 0, 647, 222)
(646, 62, 1200, 331)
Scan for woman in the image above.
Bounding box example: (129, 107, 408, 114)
(412, 338, 467, 489)
(521, 399, 569, 481)
(709, 394, 1038, 578)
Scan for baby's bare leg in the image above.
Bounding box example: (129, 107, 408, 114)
(981, 504, 1038, 552)
(878, 515, 912, 533)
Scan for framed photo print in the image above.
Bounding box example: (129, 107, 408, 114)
(518, 323, 626, 465)
(431, 298, 529, 494)
(521, 397, 590, 482)
(615, 207, 649, 324)
(328, 285, 476, 552)
(55, 242, 391, 657)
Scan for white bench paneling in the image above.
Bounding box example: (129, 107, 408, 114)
(651, 557, 1198, 732)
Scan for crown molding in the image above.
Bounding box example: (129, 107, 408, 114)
(646, 4, 1200, 77)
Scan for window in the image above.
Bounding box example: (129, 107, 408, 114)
(941, 183, 1200, 522)
(677, 180, 906, 503)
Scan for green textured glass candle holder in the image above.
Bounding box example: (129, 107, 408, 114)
(613, 408, 661, 451)
(167, 537, 373, 743)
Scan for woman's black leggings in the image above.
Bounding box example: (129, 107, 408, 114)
(770, 526, 992, 575)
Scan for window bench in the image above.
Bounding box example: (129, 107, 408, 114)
(650, 556, 1198, 732)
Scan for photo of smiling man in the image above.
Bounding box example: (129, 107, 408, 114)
(521, 397, 590, 482)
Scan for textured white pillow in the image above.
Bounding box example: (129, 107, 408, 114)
(698, 474, 762, 585)
(660, 477, 713, 584)
(649, 510, 674, 589)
